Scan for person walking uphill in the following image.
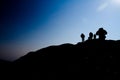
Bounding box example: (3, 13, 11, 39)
(88, 32, 93, 40)
(96, 28, 107, 40)
(81, 33, 85, 42)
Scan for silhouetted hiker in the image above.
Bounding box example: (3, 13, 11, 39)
(80, 33, 85, 42)
(96, 28, 107, 40)
(94, 34, 96, 39)
(88, 32, 93, 40)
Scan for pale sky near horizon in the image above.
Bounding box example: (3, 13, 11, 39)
(1, 0, 120, 61)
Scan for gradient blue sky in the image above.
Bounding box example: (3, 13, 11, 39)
(1, 0, 120, 61)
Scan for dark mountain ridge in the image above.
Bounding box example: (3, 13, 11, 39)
(16, 39, 120, 62)
(11, 39, 120, 80)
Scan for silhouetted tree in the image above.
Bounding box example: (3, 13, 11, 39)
(88, 32, 93, 40)
(80, 33, 85, 42)
(96, 28, 107, 40)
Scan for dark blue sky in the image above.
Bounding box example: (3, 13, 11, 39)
(0, 0, 66, 43)
(1, 0, 120, 61)
(0, 0, 68, 60)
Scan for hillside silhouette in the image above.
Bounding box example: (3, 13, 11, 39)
(1, 28, 120, 80)
(11, 39, 120, 80)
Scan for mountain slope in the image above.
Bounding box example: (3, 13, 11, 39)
(13, 40, 120, 80)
